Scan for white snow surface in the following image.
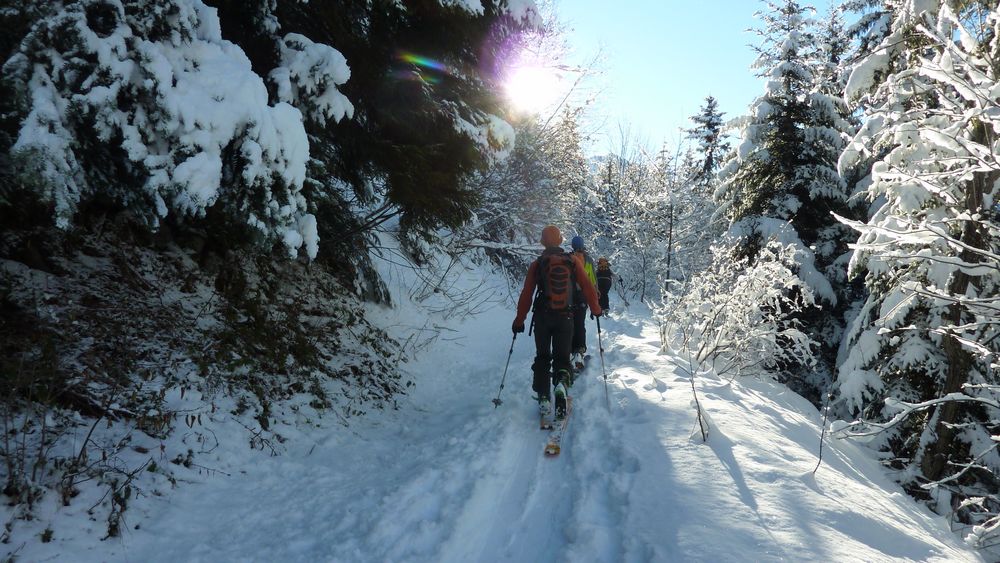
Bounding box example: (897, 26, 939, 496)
(7, 259, 984, 562)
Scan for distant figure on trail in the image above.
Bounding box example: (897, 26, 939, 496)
(596, 257, 614, 312)
(569, 235, 598, 371)
(512, 226, 601, 420)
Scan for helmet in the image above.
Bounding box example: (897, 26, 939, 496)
(571, 236, 584, 251)
(541, 225, 563, 248)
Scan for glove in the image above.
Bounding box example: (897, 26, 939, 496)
(512, 321, 525, 334)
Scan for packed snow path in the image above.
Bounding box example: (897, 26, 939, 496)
(100, 309, 978, 562)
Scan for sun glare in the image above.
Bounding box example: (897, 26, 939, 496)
(504, 65, 562, 114)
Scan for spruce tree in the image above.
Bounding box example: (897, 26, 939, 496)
(4, 0, 328, 256)
(836, 1, 1000, 535)
(2, 0, 539, 265)
(803, 3, 864, 350)
(271, 0, 539, 235)
(714, 0, 855, 392)
(685, 96, 729, 190)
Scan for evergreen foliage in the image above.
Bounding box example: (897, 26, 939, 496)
(269, 0, 536, 235)
(713, 0, 860, 393)
(835, 0, 1000, 540)
(0, 0, 543, 534)
(685, 96, 729, 189)
(1, 0, 538, 259)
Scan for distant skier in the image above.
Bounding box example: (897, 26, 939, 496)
(512, 226, 601, 420)
(596, 257, 614, 312)
(569, 236, 598, 370)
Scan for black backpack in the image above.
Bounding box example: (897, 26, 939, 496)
(534, 252, 575, 312)
(596, 264, 613, 290)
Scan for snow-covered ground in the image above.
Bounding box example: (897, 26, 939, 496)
(7, 260, 987, 562)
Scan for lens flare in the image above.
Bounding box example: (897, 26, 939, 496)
(398, 51, 448, 73)
(393, 51, 451, 85)
(504, 64, 561, 114)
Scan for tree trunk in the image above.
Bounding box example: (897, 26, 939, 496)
(919, 120, 997, 482)
(665, 203, 673, 293)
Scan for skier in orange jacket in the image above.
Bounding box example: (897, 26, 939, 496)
(512, 225, 601, 419)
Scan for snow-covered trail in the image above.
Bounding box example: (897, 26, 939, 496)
(117, 303, 629, 562)
(98, 306, 981, 562)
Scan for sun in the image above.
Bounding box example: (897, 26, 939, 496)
(504, 64, 562, 114)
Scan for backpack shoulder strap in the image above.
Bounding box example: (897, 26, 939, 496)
(535, 254, 549, 294)
(533, 253, 552, 310)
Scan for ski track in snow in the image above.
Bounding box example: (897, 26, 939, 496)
(50, 308, 986, 563)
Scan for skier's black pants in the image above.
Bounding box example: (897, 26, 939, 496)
(531, 310, 573, 399)
(571, 304, 587, 354)
(598, 280, 612, 311)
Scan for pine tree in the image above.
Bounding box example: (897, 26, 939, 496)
(803, 4, 865, 351)
(841, 0, 900, 56)
(271, 0, 540, 235)
(685, 96, 729, 190)
(714, 0, 855, 393)
(717, 1, 815, 229)
(4, 0, 328, 256)
(836, 1, 1000, 539)
(2, 0, 539, 265)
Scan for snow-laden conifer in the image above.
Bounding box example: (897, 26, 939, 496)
(709, 0, 857, 394)
(836, 0, 1000, 544)
(4, 0, 343, 258)
(686, 96, 730, 189)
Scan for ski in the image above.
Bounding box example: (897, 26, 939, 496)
(544, 397, 572, 456)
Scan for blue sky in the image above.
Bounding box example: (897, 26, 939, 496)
(555, 1, 827, 155)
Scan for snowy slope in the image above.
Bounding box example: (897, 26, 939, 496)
(9, 262, 986, 563)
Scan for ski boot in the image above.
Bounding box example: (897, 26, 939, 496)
(537, 394, 553, 429)
(537, 394, 551, 416)
(554, 382, 568, 420)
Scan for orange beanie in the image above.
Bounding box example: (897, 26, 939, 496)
(540, 225, 562, 248)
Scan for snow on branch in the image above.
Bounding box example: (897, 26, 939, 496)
(660, 239, 818, 380)
(271, 33, 354, 127)
(6, 0, 320, 258)
(831, 392, 1000, 439)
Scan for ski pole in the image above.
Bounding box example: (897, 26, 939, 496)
(597, 316, 610, 411)
(492, 333, 517, 408)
